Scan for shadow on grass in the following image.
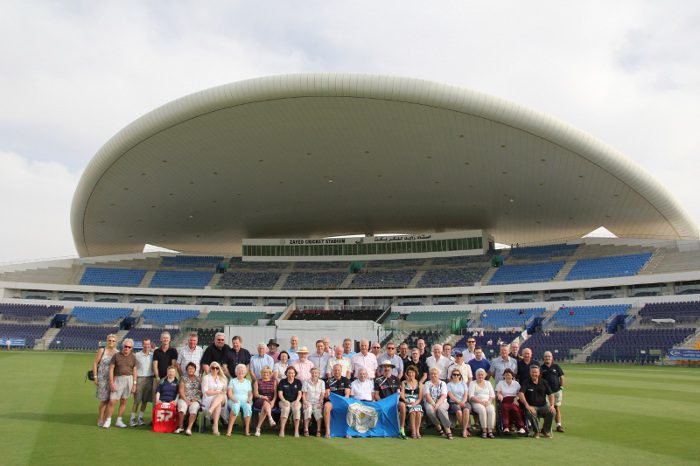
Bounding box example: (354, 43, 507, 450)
(0, 411, 96, 427)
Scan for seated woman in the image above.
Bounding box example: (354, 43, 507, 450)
(226, 363, 253, 436)
(495, 368, 525, 434)
(423, 367, 453, 440)
(155, 366, 179, 403)
(302, 367, 325, 437)
(253, 365, 278, 436)
(469, 368, 496, 438)
(201, 361, 228, 435)
(273, 351, 290, 381)
(400, 365, 423, 439)
(447, 368, 471, 438)
(277, 366, 302, 437)
(176, 362, 202, 435)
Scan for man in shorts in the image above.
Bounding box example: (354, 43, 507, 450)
(130, 338, 154, 426)
(104, 338, 137, 428)
(541, 351, 565, 432)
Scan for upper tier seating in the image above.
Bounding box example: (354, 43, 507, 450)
(365, 258, 425, 268)
(548, 304, 630, 327)
(71, 306, 133, 324)
(219, 271, 280, 289)
(160, 255, 224, 268)
(80, 267, 147, 287)
(488, 261, 565, 285)
(566, 253, 652, 281)
(229, 258, 290, 270)
(638, 301, 700, 324)
(405, 310, 467, 323)
(432, 255, 492, 266)
(49, 326, 119, 350)
(293, 261, 348, 270)
(479, 308, 545, 329)
(149, 270, 213, 289)
(125, 327, 180, 345)
(508, 244, 578, 259)
(205, 311, 267, 325)
(0, 303, 62, 321)
(589, 328, 695, 363)
(417, 267, 487, 288)
(521, 330, 600, 360)
(289, 307, 384, 321)
(348, 270, 416, 289)
(283, 272, 347, 290)
(140, 309, 200, 325)
(0, 323, 48, 348)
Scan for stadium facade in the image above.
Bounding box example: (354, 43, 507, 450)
(1, 74, 699, 364)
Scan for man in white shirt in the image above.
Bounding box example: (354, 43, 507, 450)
(349, 368, 373, 401)
(351, 339, 378, 380)
(326, 345, 351, 379)
(130, 338, 154, 426)
(177, 332, 203, 376)
(308, 340, 331, 380)
(426, 344, 452, 381)
(463, 337, 477, 362)
(448, 352, 473, 384)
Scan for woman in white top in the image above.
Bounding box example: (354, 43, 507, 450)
(302, 367, 325, 437)
(93, 334, 119, 427)
(423, 367, 453, 440)
(201, 361, 228, 435)
(495, 368, 525, 434)
(273, 351, 290, 381)
(469, 368, 496, 438)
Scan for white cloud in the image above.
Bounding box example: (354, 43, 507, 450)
(0, 151, 80, 263)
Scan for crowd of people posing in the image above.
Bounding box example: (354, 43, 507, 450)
(92, 331, 565, 439)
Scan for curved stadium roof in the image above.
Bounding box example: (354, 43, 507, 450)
(71, 73, 699, 257)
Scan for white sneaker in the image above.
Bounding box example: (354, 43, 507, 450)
(517, 428, 526, 434)
(138, 418, 145, 426)
(115, 419, 127, 428)
(174, 428, 183, 434)
(103, 419, 111, 429)
(185, 429, 192, 436)
(255, 428, 261, 437)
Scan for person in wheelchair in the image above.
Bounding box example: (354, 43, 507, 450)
(495, 368, 525, 434)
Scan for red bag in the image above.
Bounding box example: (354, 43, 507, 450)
(152, 402, 178, 433)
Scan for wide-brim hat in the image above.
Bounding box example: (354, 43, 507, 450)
(380, 360, 396, 368)
(267, 339, 279, 348)
(297, 346, 310, 354)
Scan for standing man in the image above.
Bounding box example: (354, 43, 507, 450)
(442, 343, 455, 362)
(370, 342, 383, 360)
(426, 344, 451, 381)
(152, 331, 178, 385)
(223, 335, 251, 379)
(416, 339, 428, 363)
(516, 348, 539, 384)
(408, 348, 429, 384)
(250, 342, 275, 382)
(351, 339, 378, 380)
(463, 337, 477, 362)
(519, 365, 556, 438)
(326, 345, 352, 379)
(490, 344, 518, 385)
(510, 341, 521, 360)
(322, 336, 333, 355)
(292, 346, 314, 383)
(200, 332, 229, 374)
(374, 360, 406, 439)
(467, 347, 491, 378)
(177, 332, 203, 376)
(378, 341, 404, 379)
(130, 338, 154, 426)
(309, 340, 331, 380)
(398, 342, 411, 373)
(288, 335, 300, 362)
(267, 339, 280, 361)
(103, 338, 137, 428)
(541, 351, 565, 433)
(342, 338, 356, 358)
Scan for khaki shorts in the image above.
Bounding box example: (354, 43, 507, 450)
(135, 376, 154, 404)
(177, 399, 201, 415)
(553, 390, 563, 407)
(110, 376, 133, 400)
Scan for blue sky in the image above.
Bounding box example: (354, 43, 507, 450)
(1, 1, 698, 262)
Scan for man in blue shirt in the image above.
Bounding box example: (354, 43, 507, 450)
(467, 347, 491, 379)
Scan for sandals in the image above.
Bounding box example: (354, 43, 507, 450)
(446, 432, 453, 440)
(488, 432, 495, 439)
(482, 432, 487, 439)
(304, 430, 310, 437)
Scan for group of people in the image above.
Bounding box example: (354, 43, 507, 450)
(93, 331, 565, 439)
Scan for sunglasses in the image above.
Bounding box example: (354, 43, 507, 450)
(123, 346, 132, 349)
(212, 367, 219, 370)
(451, 373, 461, 377)
(467, 341, 476, 343)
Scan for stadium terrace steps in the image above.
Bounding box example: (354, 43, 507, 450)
(571, 332, 613, 363)
(588, 328, 695, 363)
(0, 266, 77, 285)
(407, 270, 426, 288)
(479, 266, 498, 284)
(553, 259, 577, 281)
(35, 327, 61, 350)
(139, 270, 155, 287)
(273, 272, 290, 290)
(644, 249, 700, 274)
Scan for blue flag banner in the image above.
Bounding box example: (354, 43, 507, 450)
(329, 392, 400, 438)
(667, 348, 700, 361)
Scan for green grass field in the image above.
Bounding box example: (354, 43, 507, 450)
(1, 352, 698, 466)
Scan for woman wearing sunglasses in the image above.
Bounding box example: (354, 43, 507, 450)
(201, 361, 228, 435)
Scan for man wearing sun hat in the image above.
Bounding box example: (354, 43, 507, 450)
(266, 338, 280, 361)
(374, 360, 406, 438)
(292, 346, 314, 383)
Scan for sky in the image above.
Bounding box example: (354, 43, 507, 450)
(1, 1, 698, 263)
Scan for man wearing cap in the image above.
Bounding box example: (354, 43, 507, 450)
(378, 341, 404, 379)
(309, 340, 331, 380)
(266, 339, 280, 361)
(448, 352, 473, 384)
(292, 346, 314, 383)
(326, 345, 351, 379)
(426, 344, 452, 381)
(351, 339, 378, 380)
(250, 342, 275, 382)
(374, 360, 407, 438)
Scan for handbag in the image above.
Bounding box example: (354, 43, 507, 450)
(87, 348, 106, 382)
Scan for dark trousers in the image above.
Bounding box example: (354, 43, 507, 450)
(525, 405, 553, 434)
